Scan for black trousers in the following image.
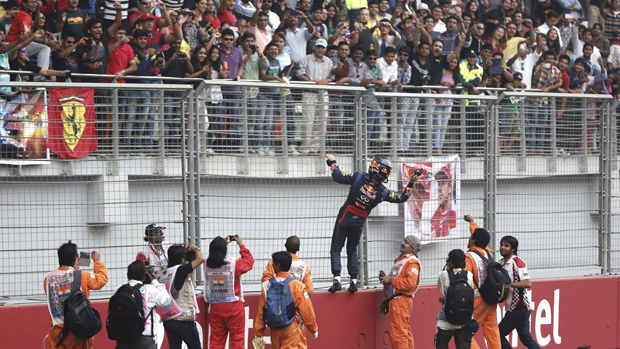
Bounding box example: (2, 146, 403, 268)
(435, 328, 471, 349)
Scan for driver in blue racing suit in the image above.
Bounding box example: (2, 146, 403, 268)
(325, 154, 419, 293)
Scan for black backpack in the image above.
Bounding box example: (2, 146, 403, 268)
(106, 283, 153, 342)
(444, 269, 474, 325)
(56, 271, 102, 347)
(472, 250, 511, 304)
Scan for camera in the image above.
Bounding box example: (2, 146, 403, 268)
(400, 57, 406, 63)
(228, 235, 237, 242)
(250, 44, 256, 54)
(380, 22, 387, 27)
(206, 61, 212, 68)
(84, 38, 93, 47)
(339, 57, 346, 63)
(413, 169, 423, 176)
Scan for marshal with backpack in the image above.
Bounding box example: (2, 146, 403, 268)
(55, 270, 102, 347)
(472, 250, 511, 304)
(263, 276, 297, 328)
(107, 283, 154, 342)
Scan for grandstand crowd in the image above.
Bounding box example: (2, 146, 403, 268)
(1, 0, 618, 155)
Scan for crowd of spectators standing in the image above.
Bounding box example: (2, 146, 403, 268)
(3, 0, 620, 154)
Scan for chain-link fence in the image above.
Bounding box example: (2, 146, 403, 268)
(0, 81, 192, 299)
(1, 78, 618, 301)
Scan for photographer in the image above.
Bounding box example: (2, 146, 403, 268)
(112, 260, 171, 349)
(52, 32, 85, 82)
(160, 244, 204, 349)
(44, 241, 108, 348)
(204, 235, 254, 349)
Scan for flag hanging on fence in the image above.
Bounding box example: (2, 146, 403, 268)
(48, 88, 97, 159)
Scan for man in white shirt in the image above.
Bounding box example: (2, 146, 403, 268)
(506, 35, 544, 89)
(113, 260, 172, 349)
(284, 9, 315, 64)
(377, 46, 399, 90)
(536, 10, 562, 48)
(261, 0, 280, 35)
(498, 236, 541, 349)
(571, 27, 601, 63)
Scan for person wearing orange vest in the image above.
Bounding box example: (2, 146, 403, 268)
(44, 241, 108, 349)
(254, 251, 318, 349)
(261, 236, 313, 349)
(379, 235, 422, 349)
(463, 215, 501, 349)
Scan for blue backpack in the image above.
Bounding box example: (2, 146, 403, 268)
(263, 277, 297, 328)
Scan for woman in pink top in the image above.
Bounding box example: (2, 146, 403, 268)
(434, 56, 460, 154)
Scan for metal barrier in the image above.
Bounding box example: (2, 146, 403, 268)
(1, 78, 618, 300)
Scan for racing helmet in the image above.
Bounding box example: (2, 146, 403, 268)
(368, 158, 392, 183)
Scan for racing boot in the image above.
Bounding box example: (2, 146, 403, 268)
(348, 280, 358, 293)
(328, 278, 342, 293)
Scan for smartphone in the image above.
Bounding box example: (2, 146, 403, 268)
(78, 251, 91, 267)
(379, 270, 386, 278)
(565, 13, 574, 19)
(413, 169, 423, 176)
(448, 8, 456, 15)
(349, 19, 355, 29)
(222, 60, 228, 71)
(491, 58, 502, 66)
(250, 44, 256, 54)
(543, 63, 551, 69)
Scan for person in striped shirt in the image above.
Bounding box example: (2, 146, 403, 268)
(498, 236, 540, 349)
(600, 0, 620, 41)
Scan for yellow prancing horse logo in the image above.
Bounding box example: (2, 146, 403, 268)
(60, 96, 86, 151)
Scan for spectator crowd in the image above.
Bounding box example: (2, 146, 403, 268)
(3, 0, 620, 154)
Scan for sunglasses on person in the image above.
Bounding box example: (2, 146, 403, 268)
(367, 57, 377, 61)
(20, 48, 27, 53)
(141, 1, 150, 4)
(223, 37, 234, 41)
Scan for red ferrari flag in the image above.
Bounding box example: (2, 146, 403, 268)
(48, 88, 97, 159)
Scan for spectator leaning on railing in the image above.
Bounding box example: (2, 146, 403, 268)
(6, 0, 56, 80)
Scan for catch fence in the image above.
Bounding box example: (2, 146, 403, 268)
(0, 77, 618, 301)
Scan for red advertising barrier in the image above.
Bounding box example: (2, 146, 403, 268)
(1, 276, 617, 349)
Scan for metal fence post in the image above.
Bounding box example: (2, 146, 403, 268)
(158, 90, 165, 157)
(320, 90, 328, 155)
(425, 96, 432, 157)
(600, 102, 612, 274)
(391, 96, 398, 157)
(484, 100, 498, 249)
(280, 94, 288, 155)
(187, 90, 196, 248)
(355, 95, 368, 287)
(242, 88, 249, 155)
(520, 98, 526, 157)
(112, 88, 120, 159)
(582, 99, 588, 155)
(551, 97, 557, 155)
(460, 91, 467, 159)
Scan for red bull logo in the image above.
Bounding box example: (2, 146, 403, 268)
(361, 185, 377, 199)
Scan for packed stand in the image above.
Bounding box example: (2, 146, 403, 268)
(2, 0, 619, 155)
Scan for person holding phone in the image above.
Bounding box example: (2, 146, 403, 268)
(204, 235, 254, 349)
(160, 244, 204, 349)
(44, 241, 108, 348)
(528, 50, 563, 154)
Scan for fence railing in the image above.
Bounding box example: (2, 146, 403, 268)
(1, 79, 619, 301)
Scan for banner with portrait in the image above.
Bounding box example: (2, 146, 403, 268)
(402, 155, 461, 242)
(0, 90, 49, 164)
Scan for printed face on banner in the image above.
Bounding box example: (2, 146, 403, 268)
(402, 155, 461, 242)
(0, 90, 49, 162)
